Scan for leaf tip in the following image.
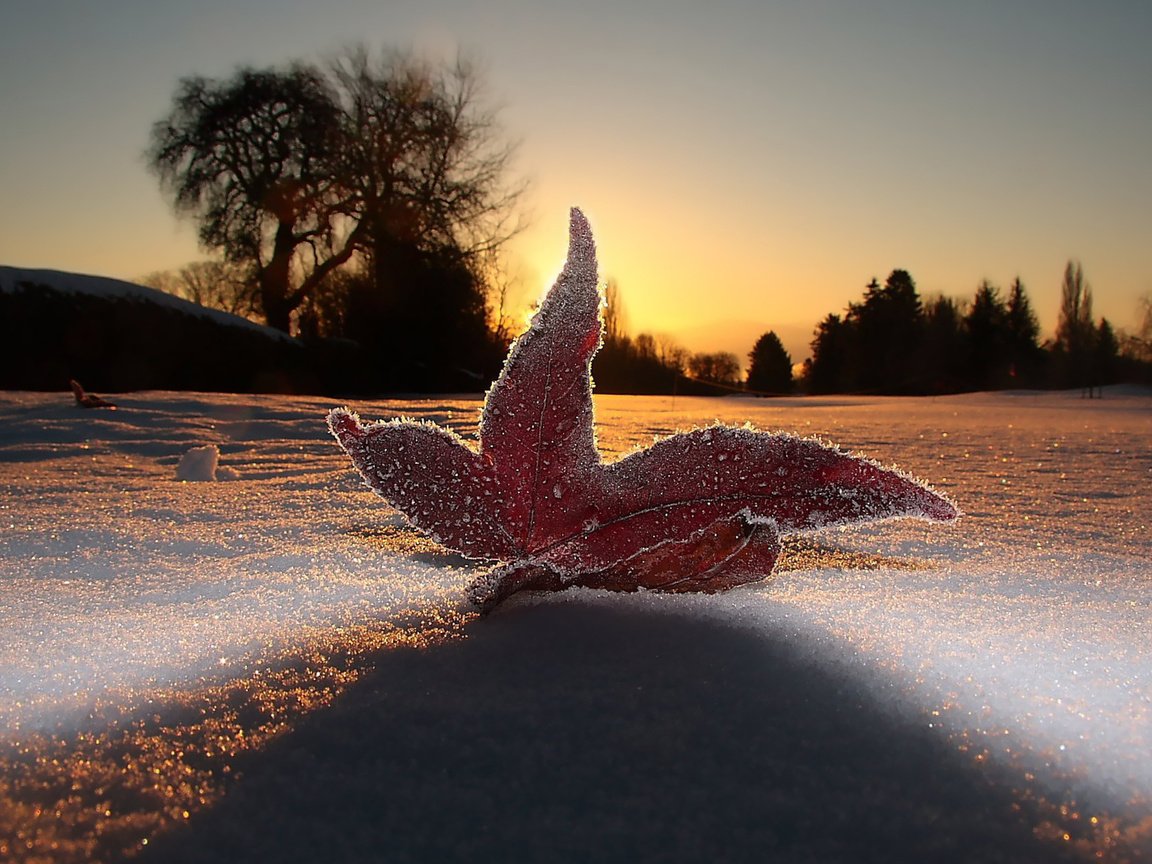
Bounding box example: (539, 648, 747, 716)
(569, 205, 589, 233)
(566, 206, 596, 272)
(927, 490, 961, 522)
(327, 407, 363, 446)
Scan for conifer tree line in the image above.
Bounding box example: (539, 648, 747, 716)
(802, 262, 1129, 395)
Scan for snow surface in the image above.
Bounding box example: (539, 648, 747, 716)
(1, 388, 1149, 861)
(175, 444, 240, 482)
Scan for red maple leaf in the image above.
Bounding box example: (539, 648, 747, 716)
(329, 209, 958, 611)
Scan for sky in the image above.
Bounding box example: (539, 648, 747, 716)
(1, 0, 1150, 362)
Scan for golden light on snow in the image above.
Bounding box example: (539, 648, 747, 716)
(0, 604, 473, 862)
(1, 390, 1150, 861)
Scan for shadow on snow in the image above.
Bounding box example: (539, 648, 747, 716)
(141, 599, 1083, 864)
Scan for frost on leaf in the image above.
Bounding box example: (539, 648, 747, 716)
(329, 208, 958, 611)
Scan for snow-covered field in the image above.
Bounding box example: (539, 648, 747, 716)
(1, 388, 1149, 862)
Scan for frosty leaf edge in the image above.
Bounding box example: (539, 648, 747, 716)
(329, 207, 959, 609)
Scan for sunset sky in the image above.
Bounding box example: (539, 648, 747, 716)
(2, 0, 1149, 361)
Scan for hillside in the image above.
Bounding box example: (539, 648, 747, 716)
(0, 266, 312, 393)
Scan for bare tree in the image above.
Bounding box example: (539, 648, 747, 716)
(326, 48, 525, 308)
(141, 260, 261, 320)
(479, 248, 522, 345)
(1130, 293, 1152, 362)
(149, 49, 525, 336)
(603, 278, 627, 343)
(1056, 260, 1094, 355)
(148, 65, 359, 332)
(654, 333, 689, 374)
(1055, 260, 1098, 394)
(634, 332, 657, 359)
(687, 351, 742, 387)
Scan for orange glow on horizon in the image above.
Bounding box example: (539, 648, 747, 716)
(507, 204, 843, 364)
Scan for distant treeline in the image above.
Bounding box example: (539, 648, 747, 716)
(596, 263, 1151, 397)
(591, 330, 790, 396)
(803, 264, 1128, 396)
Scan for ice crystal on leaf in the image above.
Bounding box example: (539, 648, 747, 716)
(329, 209, 958, 611)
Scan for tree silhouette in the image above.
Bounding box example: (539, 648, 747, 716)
(1054, 260, 1096, 392)
(918, 295, 965, 393)
(593, 332, 685, 394)
(687, 352, 742, 387)
(746, 331, 793, 393)
(326, 49, 523, 344)
(603, 278, 626, 343)
(798, 257, 1139, 395)
(148, 65, 349, 332)
(149, 49, 523, 341)
(141, 260, 261, 321)
(1004, 277, 1041, 385)
(806, 313, 852, 394)
(847, 271, 923, 393)
(341, 243, 500, 390)
(962, 281, 1009, 390)
(1126, 295, 1152, 364)
(1092, 318, 1119, 396)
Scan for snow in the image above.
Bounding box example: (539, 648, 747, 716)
(175, 444, 236, 481)
(1, 388, 1150, 862)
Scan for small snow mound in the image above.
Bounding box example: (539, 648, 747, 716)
(176, 445, 237, 481)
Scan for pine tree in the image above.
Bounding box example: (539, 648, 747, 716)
(919, 295, 965, 392)
(1093, 319, 1118, 395)
(1004, 277, 1040, 384)
(848, 270, 923, 393)
(807, 313, 851, 394)
(963, 280, 1010, 390)
(746, 331, 793, 394)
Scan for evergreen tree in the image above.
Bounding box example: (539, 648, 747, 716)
(1093, 318, 1119, 395)
(343, 242, 500, 390)
(848, 270, 923, 393)
(963, 280, 1010, 390)
(746, 331, 793, 394)
(807, 313, 851, 394)
(1004, 277, 1041, 385)
(918, 295, 965, 392)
